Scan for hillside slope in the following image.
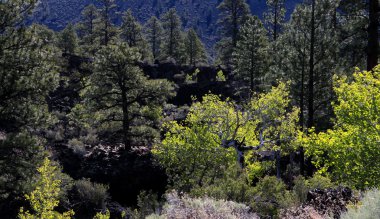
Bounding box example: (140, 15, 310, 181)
(33, 0, 300, 49)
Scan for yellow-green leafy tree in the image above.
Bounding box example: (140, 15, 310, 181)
(18, 158, 74, 219)
(302, 65, 380, 189)
(153, 83, 300, 191)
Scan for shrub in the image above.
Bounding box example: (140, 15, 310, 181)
(191, 165, 254, 204)
(136, 190, 161, 219)
(341, 188, 380, 219)
(154, 191, 259, 219)
(293, 174, 334, 203)
(93, 210, 110, 219)
(251, 176, 298, 218)
(71, 179, 109, 213)
(68, 138, 86, 156)
(216, 70, 226, 82)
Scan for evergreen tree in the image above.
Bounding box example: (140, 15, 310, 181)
(233, 16, 269, 93)
(278, 0, 341, 129)
(216, 0, 250, 65)
(96, 0, 117, 46)
(184, 28, 207, 65)
(161, 8, 184, 62)
(337, 0, 368, 69)
(77, 4, 100, 55)
(120, 9, 143, 47)
(145, 16, 163, 60)
(120, 9, 151, 60)
(217, 0, 251, 47)
(73, 43, 174, 151)
(264, 0, 286, 42)
(58, 23, 78, 54)
(0, 1, 60, 129)
(367, 0, 379, 70)
(340, 0, 379, 70)
(0, 133, 44, 205)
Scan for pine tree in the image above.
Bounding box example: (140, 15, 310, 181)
(264, 0, 286, 42)
(233, 16, 269, 93)
(77, 4, 100, 55)
(335, 0, 379, 70)
(120, 9, 151, 60)
(184, 28, 207, 65)
(120, 9, 143, 47)
(337, 0, 368, 69)
(216, 0, 250, 66)
(367, 0, 379, 70)
(278, 0, 341, 129)
(74, 43, 174, 151)
(58, 23, 78, 54)
(145, 16, 163, 60)
(161, 8, 184, 62)
(0, 133, 44, 204)
(217, 0, 251, 47)
(96, 0, 117, 46)
(0, 1, 60, 129)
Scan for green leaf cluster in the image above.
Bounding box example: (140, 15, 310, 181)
(303, 65, 380, 188)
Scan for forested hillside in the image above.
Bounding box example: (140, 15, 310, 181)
(32, 0, 299, 52)
(1, 0, 379, 218)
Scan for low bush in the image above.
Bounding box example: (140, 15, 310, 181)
(149, 191, 259, 219)
(191, 166, 254, 204)
(70, 178, 109, 217)
(293, 174, 334, 204)
(341, 188, 380, 219)
(250, 176, 298, 218)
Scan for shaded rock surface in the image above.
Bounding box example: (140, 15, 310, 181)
(281, 187, 357, 219)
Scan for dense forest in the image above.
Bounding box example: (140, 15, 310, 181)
(0, 0, 379, 218)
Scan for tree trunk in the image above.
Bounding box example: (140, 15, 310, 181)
(274, 2, 278, 41)
(307, 0, 315, 129)
(121, 86, 131, 152)
(300, 52, 306, 175)
(367, 0, 379, 71)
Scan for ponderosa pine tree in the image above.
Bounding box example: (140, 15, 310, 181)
(367, 0, 379, 70)
(58, 23, 78, 54)
(145, 16, 163, 60)
(161, 8, 184, 62)
(0, 133, 45, 206)
(217, 0, 250, 47)
(120, 10, 151, 60)
(184, 28, 207, 66)
(340, 0, 379, 70)
(0, 1, 60, 129)
(278, 0, 341, 129)
(73, 43, 174, 151)
(233, 16, 269, 93)
(216, 0, 250, 65)
(120, 9, 143, 47)
(77, 4, 100, 55)
(96, 0, 117, 46)
(264, 0, 286, 42)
